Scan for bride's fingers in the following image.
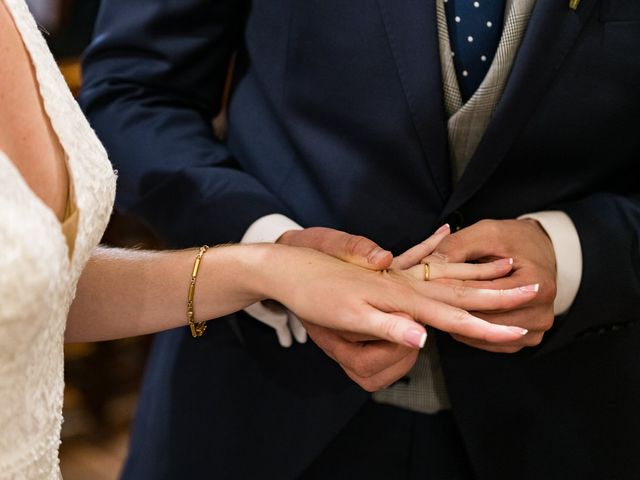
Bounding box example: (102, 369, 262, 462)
(404, 296, 529, 343)
(409, 278, 539, 313)
(335, 312, 415, 344)
(328, 310, 422, 344)
(391, 224, 450, 270)
(358, 309, 428, 349)
(403, 257, 513, 282)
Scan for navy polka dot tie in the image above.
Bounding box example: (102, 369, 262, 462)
(445, 0, 506, 102)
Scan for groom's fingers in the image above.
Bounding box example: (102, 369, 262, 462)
(305, 322, 412, 369)
(451, 329, 547, 353)
(333, 337, 417, 377)
(450, 334, 526, 353)
(339, 331, 379, 343)
(448, 302, 554, 353)
(342, 348, 419, 392)
(277, 227, 393, 270)
(305, 322, 419, 391)
(303, 322, 418, 390)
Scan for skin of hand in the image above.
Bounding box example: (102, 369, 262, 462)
(275, 226, 534, 391)
(424, 219, 557, 353)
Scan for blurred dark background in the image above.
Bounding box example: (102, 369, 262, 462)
(29, 1, 155, 478)
(39, 0, 100, 57)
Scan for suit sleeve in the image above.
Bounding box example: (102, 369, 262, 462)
(79, 0, 290, 247)
(544, 192, 640, 350)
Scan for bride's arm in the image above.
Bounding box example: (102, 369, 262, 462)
(67, 243, 533, 345)
(66, 244, 266, 342)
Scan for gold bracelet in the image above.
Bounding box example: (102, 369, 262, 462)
(187, 246, 210, 338)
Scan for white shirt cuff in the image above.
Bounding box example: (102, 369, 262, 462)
(241, 214, 303, 244)
(241, 214, 306, 346)
(518, 211, 583, 315)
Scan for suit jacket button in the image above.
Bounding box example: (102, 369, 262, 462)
(445, 210, 464, 231)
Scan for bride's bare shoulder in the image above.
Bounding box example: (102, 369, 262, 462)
(0, 1, 69, 220)
(0, 1, 26, 75)
(0, 1, 38, 140)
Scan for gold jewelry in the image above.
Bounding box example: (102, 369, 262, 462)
(187, 246, 210, 338)
(423, 262, 430, 282)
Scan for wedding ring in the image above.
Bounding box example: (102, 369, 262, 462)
(423, 263, 430, 281)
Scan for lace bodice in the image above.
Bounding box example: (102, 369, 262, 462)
(0, 0, 116, 478)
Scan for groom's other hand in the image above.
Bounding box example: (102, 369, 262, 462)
(302, 320, 419, 392)
(429, 219, 556, 353)
(277, 227, 417, 391)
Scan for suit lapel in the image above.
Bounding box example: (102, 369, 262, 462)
(442, 0, 599, 218)
(377, 0, 451, 202)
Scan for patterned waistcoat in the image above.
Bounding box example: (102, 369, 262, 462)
(373, 0, 536, 414)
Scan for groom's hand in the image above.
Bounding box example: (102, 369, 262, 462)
(277, 227, 393, 270)
(429, 219, 556, 353)
(302, 319, 418, 392)
(277, 228, 418, 391)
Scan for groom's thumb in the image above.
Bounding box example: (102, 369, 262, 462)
(278, 227, 392, 270)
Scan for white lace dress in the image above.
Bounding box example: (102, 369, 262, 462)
(0, 0, 116, 478)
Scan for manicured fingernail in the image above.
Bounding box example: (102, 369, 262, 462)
(505, 326, 528, 336)
(368, 248, 391, 264)
(404, 329, 428, 349)
(435, 224, 450, 235)
(519, 283, 540, 293)
(494, 258, 514, 267)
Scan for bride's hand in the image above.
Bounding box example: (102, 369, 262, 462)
(261, 236, 532, 349)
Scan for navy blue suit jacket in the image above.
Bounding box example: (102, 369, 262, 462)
(80, 1, 640, 478)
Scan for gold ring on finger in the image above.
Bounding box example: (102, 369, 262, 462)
(424, 262, 430, 281)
